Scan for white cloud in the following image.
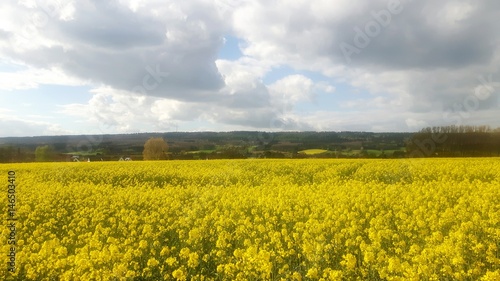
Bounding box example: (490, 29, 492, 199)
(0, 66, 88, 90)
(405, 118, 429, 131)
(426, 1, 476, 31)
(216, 57, 271, 93)
(269, 75, 314, 103)
(0, 116, 71, 137)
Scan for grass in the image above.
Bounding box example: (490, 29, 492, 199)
(322, 148, 407, 157)
(299, 149, 328, 155)
(366, 149, 383, 157)
(186, 150, 216, 154)
(63, 151, 101, 156)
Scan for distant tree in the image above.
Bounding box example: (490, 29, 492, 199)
(408, 125, 500, 157)
(143, 138, 168, 160)
(35, 145, 55, 162)
(0, 147, 14, 163)
(218, 145, 247, 159)
(392, 150, 406, 158)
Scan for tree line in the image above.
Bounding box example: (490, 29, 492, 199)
(406, 125, 500, 157)
(2, 127, 500, 162)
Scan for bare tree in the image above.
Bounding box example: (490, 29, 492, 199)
(143, 137, 168, 160)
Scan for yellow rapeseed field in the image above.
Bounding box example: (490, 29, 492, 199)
(1, 158, 499, 280)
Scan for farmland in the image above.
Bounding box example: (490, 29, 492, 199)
(2, 159, 500, 280)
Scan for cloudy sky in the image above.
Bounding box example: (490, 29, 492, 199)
(1, 0, 499, 137)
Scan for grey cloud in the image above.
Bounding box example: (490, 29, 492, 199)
(3, 0, 499, 133)
(241, 0, 499, 71)
(304, 0, 499, 70)
(340, 2, 498, 69)
(235, 0, 499, 125)
(56, 2, 165, 48)
(2, 0, 226, 100)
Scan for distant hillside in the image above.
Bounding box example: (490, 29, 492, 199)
(3, 128, 498, 162)
(0, 131, 412, 162)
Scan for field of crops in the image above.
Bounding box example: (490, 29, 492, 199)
(1, 158, 500, 280)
